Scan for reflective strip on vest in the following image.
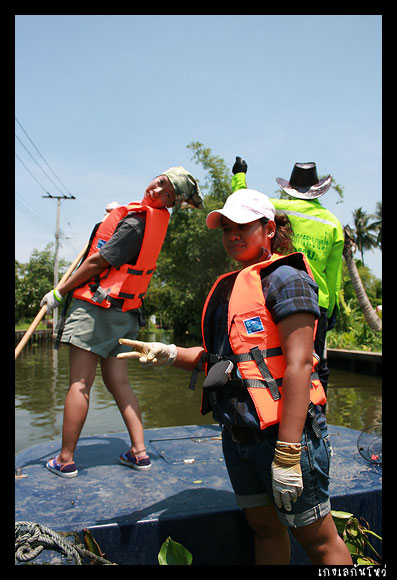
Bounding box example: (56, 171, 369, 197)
(275, 209, 336, 227)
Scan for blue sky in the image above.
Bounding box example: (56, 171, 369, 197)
(15, 14, 382, 278)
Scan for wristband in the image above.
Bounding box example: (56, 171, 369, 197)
(274, 441, 302, 466)
(53, 289, 63, 302)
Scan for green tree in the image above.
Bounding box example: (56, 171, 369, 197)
(350, 207, 378, 265)
(328, 259, 382, 350)
(15, 243, 69, 324)
(144, 142, 235, 339)
(370, 201, 382, 251)
(145, 143, 382, 345)
(341, 226, 381, 333)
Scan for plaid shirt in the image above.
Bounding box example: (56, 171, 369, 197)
(262, 264, 320, 324)
(206, 264, 320, 429)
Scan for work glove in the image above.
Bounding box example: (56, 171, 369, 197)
(327, 311, 337, 331)
(271, 441, 303, 511)
(40, 288, 64, 314)
(232, 156, 248, 174)
(117, 339, 177, 366)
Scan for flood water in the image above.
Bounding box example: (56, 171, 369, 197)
(15, 337, 382, 454)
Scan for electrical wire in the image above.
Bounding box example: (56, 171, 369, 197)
(15, 192, 56, 233)
(15, 116, 78, 259)
(15, 152, 53, 196)
(15, 134, 68, 198)
(15, 191, 55, 231)
(15, 116, 75, 198)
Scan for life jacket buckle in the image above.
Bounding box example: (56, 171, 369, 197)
(91, 285, 110, 304)
(307, 403, 322, 438)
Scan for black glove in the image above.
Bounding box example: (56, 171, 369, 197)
(232, 156, 248, 174)
(327, 311, 337, 331)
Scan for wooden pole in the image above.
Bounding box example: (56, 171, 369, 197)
(15, 243, 88, 359)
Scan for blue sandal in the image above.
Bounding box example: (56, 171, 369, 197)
(46, 456, 78, 478)
(119, 449, 151, 471)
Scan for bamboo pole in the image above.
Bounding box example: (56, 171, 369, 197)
(15, 243, 88, 359)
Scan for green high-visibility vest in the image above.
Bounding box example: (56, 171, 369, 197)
(231, 172, 344, 317)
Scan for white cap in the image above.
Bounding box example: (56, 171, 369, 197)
(105, 201, 120, 212)
(206, 189, 276, 229)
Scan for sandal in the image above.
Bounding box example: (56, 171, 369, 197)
(119, 449, 151, 471)
(46, 456, 78, 478)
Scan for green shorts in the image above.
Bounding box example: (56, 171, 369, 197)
(60, 299, 140, 358)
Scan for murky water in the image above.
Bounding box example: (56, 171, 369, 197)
(15, 339, 382, 454)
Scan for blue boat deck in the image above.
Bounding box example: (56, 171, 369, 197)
(15, 424, 382, 565)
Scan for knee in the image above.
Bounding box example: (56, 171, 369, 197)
(291, 514, 349, 564)
(244, 506, 286, 539)
(104, 378, 132, 395)
(307, 532, 347, 561)
(69, 378, 93, 397)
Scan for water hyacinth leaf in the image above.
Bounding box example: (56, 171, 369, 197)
(158, 537, 193, 565)
(331, 510, 353, 534)
(83, 528, 105, 558)
(331, 510, 353, 519)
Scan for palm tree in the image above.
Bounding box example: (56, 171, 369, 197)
(370, 201, 382, 251)
(351, 208, 378, 265)
(342, 226, 381, 331)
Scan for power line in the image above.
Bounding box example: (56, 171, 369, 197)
(15, 192, 55, 233)
(15, 134, 67, 197)
(15, 116, 75, 197)
(15, 201, 53, 234)
(15, 152, 52, 195)
(15, 117, 79, 309)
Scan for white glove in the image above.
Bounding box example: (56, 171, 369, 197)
(117, 339, 177, 367)
(271, 441, 303, 511)
(40, 288, 63, 313)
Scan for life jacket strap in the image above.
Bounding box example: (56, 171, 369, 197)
(307, 402, 322, 438)
(231, 346, 283, 362)
(118, 291, 136, 300)
(189, 352, 206, 390)
(204, 346, 282, 365)
(249, 346, 281, 401)
(202, 347, 283, 400)
(127, 266, 156, 276)
(202, 347, 318, 402)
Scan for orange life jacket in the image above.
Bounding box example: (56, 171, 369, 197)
(201, 252, 326, 430)
(73, 202, 170, 312)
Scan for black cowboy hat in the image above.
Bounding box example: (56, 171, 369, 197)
(276, 162, 332, 200)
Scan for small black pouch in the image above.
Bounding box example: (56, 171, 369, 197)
(202, 360, 234, 392)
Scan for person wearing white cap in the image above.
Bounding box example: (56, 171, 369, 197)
(117, 190, 352, 565)
(40, 166, 203, 478)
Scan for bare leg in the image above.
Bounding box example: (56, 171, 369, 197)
(291, 511, 353, 565)
(58, 346, 99, 464)
(244, 504, 291, 565)
(100, 356, 146, 457)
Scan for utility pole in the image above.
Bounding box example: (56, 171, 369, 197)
(42, 193, 76, 336)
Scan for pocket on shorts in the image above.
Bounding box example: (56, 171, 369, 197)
(301, 429, 331, 482)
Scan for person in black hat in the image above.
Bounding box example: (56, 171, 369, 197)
(231, 158, 344, 407)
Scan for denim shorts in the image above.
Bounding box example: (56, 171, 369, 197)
(222, 423, 332, 528)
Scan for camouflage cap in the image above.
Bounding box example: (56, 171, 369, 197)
(161, 166, 204, 209)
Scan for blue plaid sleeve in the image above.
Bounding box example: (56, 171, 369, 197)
(262, 265, 320, 324)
